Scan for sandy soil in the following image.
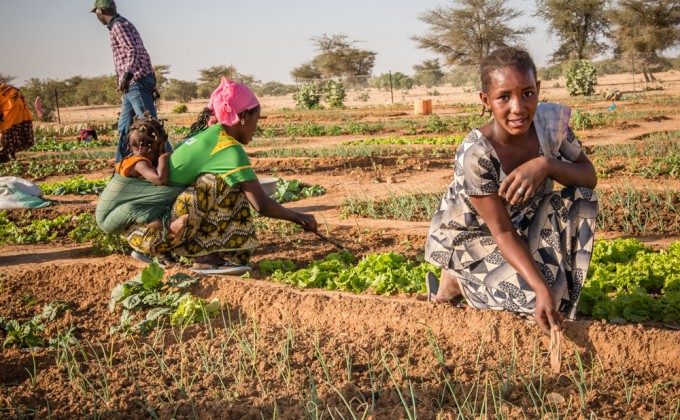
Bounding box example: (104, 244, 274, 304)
(1, 75, 679, 418)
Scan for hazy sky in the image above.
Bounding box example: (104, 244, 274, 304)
(4, 0, 557, 86)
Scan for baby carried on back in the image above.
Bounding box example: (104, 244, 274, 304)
(96, 116, 187, 236)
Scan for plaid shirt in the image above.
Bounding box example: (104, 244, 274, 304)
(107, 14, 154, 85)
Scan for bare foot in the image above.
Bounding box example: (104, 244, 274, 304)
(168, 214, 189, 237)
(436, 271, 464, 304)
(193, 253, 224, 269)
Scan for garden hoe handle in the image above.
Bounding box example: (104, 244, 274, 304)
(312, 230, 347, 251)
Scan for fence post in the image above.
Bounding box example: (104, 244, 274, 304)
(389, 70, 394, 104)
(54, 89, 61, 125)
(630, 54, 636, 94)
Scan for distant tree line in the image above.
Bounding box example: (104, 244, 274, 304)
(4, 0, 678, 118)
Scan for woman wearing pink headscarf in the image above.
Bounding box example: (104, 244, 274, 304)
(123, 78, 317, 273)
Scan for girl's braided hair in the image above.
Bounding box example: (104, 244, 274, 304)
(127, 112, 167, 151)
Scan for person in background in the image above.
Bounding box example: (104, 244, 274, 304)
(424, 47, 598, 335)
(79, 126, 98, 143)
(91, 0, 162, 164)
(0, 84, 34, 163)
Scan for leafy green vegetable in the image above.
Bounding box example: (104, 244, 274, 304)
(579, 238, 680, 323)
(2, 315, 45, 349)
(171, 296, 221, 326)
(258, 259, 297, 275)
(270, 251, 440, 295)
(40, 176, 109, 195)
(274, 178, 326, 203)
(108, 262, 204, 335)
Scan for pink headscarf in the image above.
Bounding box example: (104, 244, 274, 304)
(208, 77, 260, 127)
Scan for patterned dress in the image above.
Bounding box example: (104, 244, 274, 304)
(0, 84, 34, 163)
(124, 173, 259, 265)
(424, 103, 598, 319)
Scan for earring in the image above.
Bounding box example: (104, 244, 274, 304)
(240, 119, 246, 125)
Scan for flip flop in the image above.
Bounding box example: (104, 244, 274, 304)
(426, 271, 439, 302)
(131, 250, 153, 264)
(131, 251, 176, 267)
(426, 271, 463, 306)
(190, 263, 252, 275)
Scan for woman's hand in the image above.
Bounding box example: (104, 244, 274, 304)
(498, 157, 548, 205)
(297, 213, 317, 231)
(533, 286, 563, 335)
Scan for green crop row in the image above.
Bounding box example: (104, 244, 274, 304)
(265, 250, 441, 295)
(340, 186, 680, 236)
(578, 238, 680, 323)
(0, 211, 128, 254)
(29, 137, 116, 152)
(0, 159, 111, 179)
(254, 144, 452, 159)
(343, 135, 464, 146)
(39, 176, 109, 195)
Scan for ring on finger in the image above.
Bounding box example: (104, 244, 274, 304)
(517, 186, 525, 195)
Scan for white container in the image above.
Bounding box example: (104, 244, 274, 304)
(258, 177, 279, 198)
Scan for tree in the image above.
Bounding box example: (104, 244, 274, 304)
(534, 0, 610, 61)
(196, 65, 260, 98)
(290, 34, 376, 85)
(255, 81, 297, 97)
(290, 63, 322, 82)
(163, 79, 198, 103)
(413, 59, 445, 87)
(197, 65, 238, 98)
(370, 72, 414, 90)
(412, 0, 534, 66)
(0, 73, 15, 84)
(153, 64, 171, 91)
(608, 0, 680, 81)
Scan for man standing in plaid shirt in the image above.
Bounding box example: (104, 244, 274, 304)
(92, 0, 160, 164)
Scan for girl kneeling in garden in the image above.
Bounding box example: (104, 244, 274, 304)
(425, 47, 598, 335)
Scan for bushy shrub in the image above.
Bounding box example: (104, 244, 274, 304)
(538, 63, 565, 81)
(256, 81, 297, 97)
(172, 104, 189, 114)
(566, 60, 597, 96)
(292, 82, 322, 110)
(370, 72, 413, 90)
(324, 79, 346, 108)
(445, 67, 478, 89)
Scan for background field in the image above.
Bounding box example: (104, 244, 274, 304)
(1, 73, 679, 418)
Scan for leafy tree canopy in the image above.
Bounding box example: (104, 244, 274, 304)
(412, 0, 534, 66)
(291, 34, 376, 82)
(608, 0, 680, 55)
(534, 0, 610, 61)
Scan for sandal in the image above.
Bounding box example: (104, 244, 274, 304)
(190, 262, 252, 275)
(426, 272, 464, 306)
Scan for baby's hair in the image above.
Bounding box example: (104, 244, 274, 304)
(127, 112, 167, 153)
(480, 47, 537, 93)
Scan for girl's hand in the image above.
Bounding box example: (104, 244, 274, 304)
(499, 157, 549, 205)
(533, 287, 563, 335)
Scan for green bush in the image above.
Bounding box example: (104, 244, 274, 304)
(292, 82, 322, 110)
(172, 104, 189, 114)
(324, 79, 346, 108)
(538, 63, 565, 81)
(566, 60, 597, 96)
